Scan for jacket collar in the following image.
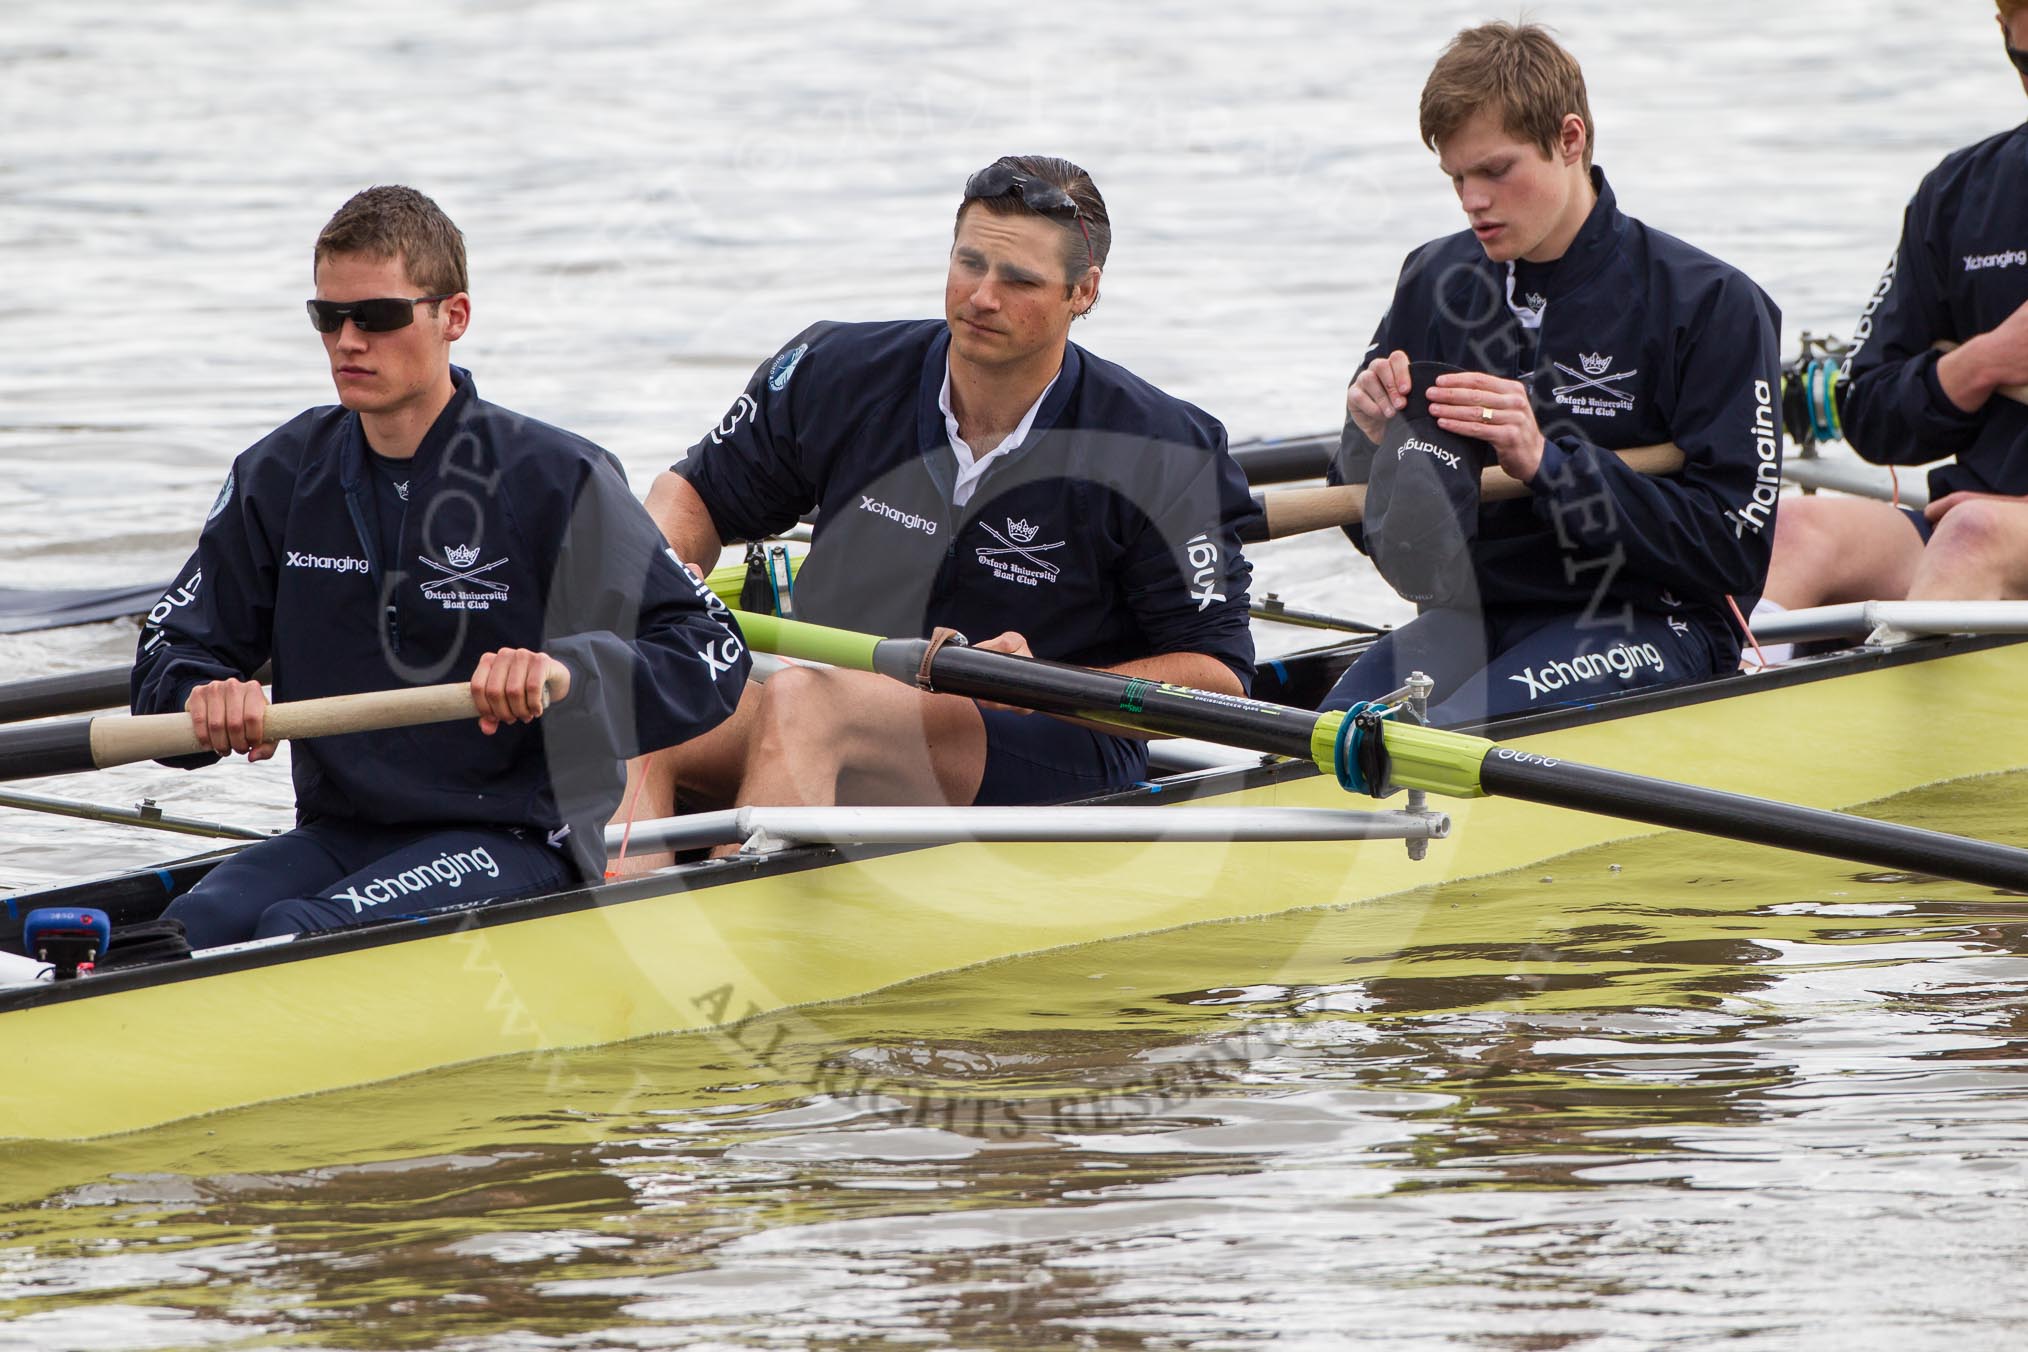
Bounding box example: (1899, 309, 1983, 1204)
(340, 366, 477, 489)
(1509, 165, 1623, 300)
(915, 328, 1084, 463)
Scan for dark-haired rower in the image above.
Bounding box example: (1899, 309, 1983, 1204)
(628, 155, 1256, 833)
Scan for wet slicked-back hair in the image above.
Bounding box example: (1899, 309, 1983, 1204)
(314, 185, 468, 295)
(1419, 22, 1595, 171)
(954, 154, 1112, 283)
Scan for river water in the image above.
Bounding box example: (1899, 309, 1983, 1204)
(2, 2, 2026, 1348)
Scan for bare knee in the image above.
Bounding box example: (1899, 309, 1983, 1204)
(753, 665, 839, 744)
(751, 668, 966, 801)
(1768, 496, 1855, 577)
(1765, 495, 1921, 607)
(1926, 499, 2011, 559)
(1917, 499, 2028, 599)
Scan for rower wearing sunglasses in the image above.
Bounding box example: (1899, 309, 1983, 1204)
(626, 155, 1256, 839)
(1761, 0, 2028, 611)
(131, 185, 749, 948)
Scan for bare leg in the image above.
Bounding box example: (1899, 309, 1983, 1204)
(608, 679, 769, 874)
(1762, 495, 1928, 608)
(1908, 498, 2028, 600)
(733, 665, 988, 811)
(610, 668, 994, 866)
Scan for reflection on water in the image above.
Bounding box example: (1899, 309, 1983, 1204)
(3, 779, 2025, 1349)
(4, 0, 2028, 1346)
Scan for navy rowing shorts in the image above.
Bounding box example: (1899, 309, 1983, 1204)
(974, 710, 1148, 805)
(163, 819, 574, 950)
(1899, 504, 1935, 543)
(1319, 604, 1719, 727)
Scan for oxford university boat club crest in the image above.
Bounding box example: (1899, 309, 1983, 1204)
(419, 542, 511, 611)
(1550, 349, 1638, 418)
(975, 516, 1065, 586)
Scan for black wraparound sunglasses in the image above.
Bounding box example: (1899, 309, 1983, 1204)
(963, 163, 1097, 269)
(306, 293, 456, 334)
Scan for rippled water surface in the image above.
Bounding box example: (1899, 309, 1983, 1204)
(2, 2, 2026, 1348)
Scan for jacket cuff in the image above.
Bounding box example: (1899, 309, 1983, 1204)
(1914, 348, 1986, 431)
(1527, 438, 1581, 500)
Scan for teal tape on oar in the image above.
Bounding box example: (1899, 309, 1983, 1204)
(1806, 356, 1842, 443)
(1331, 701, 1395, 795)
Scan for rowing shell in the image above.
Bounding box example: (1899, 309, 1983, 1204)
(1, 633, 2024, 1140)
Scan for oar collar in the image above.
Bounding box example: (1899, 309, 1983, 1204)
(1329, 702, 1396, 796)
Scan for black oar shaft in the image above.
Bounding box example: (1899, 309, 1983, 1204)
(0, 718, 97, 782)
(1227, 434, 1336, 486)
(871, 639, 1324, 760)
(1479, 754, 2028, 892)
(0, 667, 130, 724)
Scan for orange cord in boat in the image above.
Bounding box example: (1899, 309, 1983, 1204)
(1727, 593, 1771, 671)
(607, 763, 650, 876)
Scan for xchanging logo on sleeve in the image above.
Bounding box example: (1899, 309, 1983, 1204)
(1723, 379, 1780, 538)
(1184, 533, 1226, 611)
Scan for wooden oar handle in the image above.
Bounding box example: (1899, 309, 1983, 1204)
(86, 673, 562, 771)
(1258, 442, 1685, 540)
(1932, 340, 2028, 406)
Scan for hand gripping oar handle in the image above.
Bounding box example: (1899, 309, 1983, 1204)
(733, 612, 2028, 893)
(1252, 442, 1685, 541)
(0, 673, 566, 784)
(0, 555, 771, 727)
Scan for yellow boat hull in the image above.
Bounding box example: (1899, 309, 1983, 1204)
(3, 637, 2025, 1140)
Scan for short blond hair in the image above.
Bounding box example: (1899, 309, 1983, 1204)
(1419, 21, 1595, 171)
(2001, 0, 2028, 21)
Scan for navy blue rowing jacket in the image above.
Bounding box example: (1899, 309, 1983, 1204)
(1333, 170, 1783, 663)
(1840, 122, 2028, 498)
(132, 369, 751, 882)
(674, 319, 1256, 684)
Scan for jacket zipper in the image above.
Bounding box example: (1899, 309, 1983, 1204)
(342, 476, 401, 656)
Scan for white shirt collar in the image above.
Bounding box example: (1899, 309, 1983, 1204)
(938, 361, 1060, 507)
(1504, 261, 1547, 331)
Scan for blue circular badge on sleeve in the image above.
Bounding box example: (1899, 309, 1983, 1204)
(206, 470, 235, 523)
(768, 344, 808, 392)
